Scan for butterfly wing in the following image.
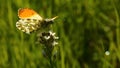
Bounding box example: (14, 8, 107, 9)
(16, 8, 43, 34)
(16, 19, 42, 34)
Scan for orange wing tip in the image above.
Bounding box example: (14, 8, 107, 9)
(18, 8, 37, 18)
(18, 8, 43, 20)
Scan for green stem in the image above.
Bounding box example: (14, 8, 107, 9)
(49, 57, 54, 68)
(45, 44, 55, 68)
(112, 0, 120, 47)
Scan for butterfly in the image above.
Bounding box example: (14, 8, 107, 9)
(16, 8, 58, 34)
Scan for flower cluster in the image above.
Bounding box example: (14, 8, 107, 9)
(37, 31, 59, 62)
(37, 31, 59, 47)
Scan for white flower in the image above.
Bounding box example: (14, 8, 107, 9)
(44, 36, 50, 40)
(105, 51, 110, 56)
(52, 41, 58, 46)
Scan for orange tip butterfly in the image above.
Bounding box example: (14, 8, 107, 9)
(16, 8, 58, 34)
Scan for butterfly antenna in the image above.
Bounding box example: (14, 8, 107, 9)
(51, 16, 58, 21)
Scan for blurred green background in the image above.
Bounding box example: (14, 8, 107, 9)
(0, 0, 120, 68)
